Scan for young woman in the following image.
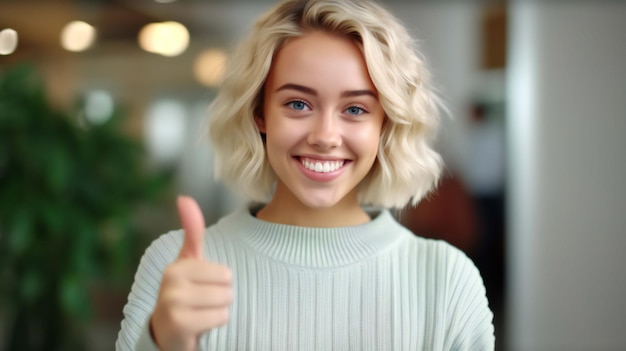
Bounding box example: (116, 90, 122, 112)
(116, 0, 495, 350)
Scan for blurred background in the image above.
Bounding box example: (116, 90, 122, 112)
(0, 0, 624, 350)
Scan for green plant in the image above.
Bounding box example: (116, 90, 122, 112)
(0, 65, 170, 350)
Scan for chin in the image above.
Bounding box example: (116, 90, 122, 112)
(299, 199, 340, 209)
(295, 192, 343, 210)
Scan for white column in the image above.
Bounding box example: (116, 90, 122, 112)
(507, 2, 626, 350)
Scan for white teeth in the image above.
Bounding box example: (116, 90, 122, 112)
(301, 158, 345, 173)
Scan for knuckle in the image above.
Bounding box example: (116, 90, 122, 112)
(169, 310, 187, 330)
(222, 287, 234, 304)
(209, 286, 232, 306)
(211, 264, 232, 282)
(221, 266, 233, 281)
(162, 263, 179, 278)
(215, 308, 229, 325)
(161, 289, 180, 306)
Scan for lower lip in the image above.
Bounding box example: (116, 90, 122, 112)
(294, 157, 349, 182)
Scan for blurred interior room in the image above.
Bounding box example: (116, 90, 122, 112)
(1, 0, 624, 350)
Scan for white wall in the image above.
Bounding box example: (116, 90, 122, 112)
(391, 3, 481, 173)
(507, 2, 626, 350)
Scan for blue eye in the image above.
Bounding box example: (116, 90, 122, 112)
(346, 106, 365, 115)
(287, 100, 308, 111)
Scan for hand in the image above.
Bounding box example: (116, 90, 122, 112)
(150, 196, 233, 351)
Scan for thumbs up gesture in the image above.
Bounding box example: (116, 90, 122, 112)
(150, 196, 233, 351)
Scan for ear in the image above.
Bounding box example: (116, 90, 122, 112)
(254, 114, 266, 133)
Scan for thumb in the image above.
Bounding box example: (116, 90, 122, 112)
(176, 195, 205, 260)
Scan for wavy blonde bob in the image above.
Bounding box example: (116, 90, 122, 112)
(208, 0, 443, 209)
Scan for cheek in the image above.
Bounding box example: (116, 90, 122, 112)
(265, 114, 309, 144)
(350, 124, 382, 153)
(264, 120, 300, 160)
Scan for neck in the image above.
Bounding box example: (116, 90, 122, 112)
(256, 187, 370, 228)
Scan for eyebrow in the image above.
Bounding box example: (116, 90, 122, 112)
(276, 83, 377, 98)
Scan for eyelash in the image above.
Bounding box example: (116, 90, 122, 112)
(285, 100, 368, 115)
(345, 104, 367, 115)
(285, 99, 310, 111)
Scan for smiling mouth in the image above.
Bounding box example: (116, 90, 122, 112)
(298, 157, 346, 173)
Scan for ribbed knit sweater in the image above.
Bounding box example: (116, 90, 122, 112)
(116, 206, 495, 350)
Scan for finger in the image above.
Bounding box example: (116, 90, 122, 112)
(164, 285, 233, 309)
(178, 308, 230, 332)
(158, 285, 233, 309)
(164, 260, 232, 285)
(177, 195, 206, 260)
(185, 261, 233, 284)
(190, 285, 233, 308)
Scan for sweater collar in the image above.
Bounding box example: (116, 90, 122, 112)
(217, 204, 406, 268)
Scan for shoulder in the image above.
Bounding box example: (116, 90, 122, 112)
(395, 225, 475, 267)
(393, 230, 488, 300)
(423, 239, 480, 278)
(417, 241, 495, 349)
(401, 236, 495, 349)
(134, 229, 184, 275)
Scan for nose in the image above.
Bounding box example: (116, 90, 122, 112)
(306, 111, 341, 150)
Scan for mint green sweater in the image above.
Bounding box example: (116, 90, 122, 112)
(116, 206, 494, 350)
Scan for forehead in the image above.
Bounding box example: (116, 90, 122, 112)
(265, 31, 376, 93)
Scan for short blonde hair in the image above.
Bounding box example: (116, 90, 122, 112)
(208, 0, 443, 208)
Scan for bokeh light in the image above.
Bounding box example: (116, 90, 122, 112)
(61, 21, 96, 52)
(193, 48, 227, 87)
(138, 21, 189, 57)
(144, 99, 187, 166)
(0, 28, 18, 55)
(84, 90, 115, 125)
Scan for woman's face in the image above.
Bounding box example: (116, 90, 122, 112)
(257, 31, 385, 211)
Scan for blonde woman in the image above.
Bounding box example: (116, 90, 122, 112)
(117, 0, 495, 350)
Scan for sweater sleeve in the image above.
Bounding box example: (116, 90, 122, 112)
(115, 231, 183, 351)
(442, 243, 495, 351)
